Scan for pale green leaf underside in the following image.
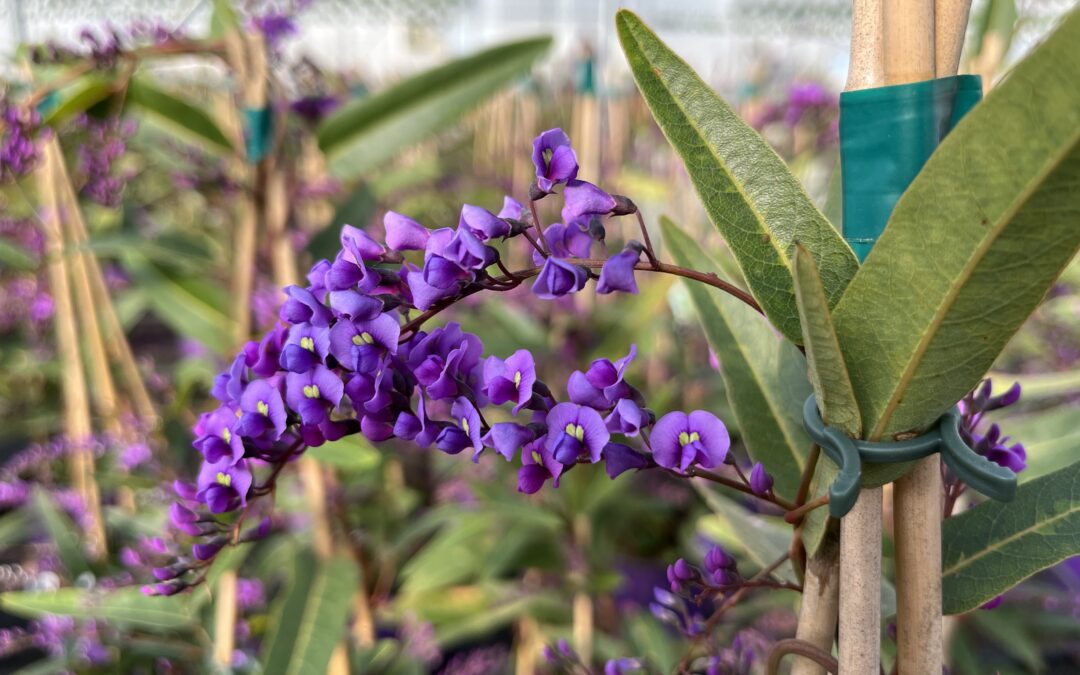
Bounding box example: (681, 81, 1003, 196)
(0, 588, 193, 631)
(942, 460, 1080, 615)
(616, 10, 858, 345)
(318, 37, 550, 179)
(834, 9, 1080, 439)
(662, 217, 811, 500)
(792, 245, 862, 437)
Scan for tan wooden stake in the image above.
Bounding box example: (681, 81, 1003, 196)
(882, 1, 945, 673)
(38, 142, 108, 560)
(791, 532, 840, 675)
(935, 0, 973, 78)
(838, 3, 886, 674)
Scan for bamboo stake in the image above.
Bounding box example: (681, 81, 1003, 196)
(791, 532, 840, 675)
(838, 3, 886, 673)
(38, 142, 108, 560)
(935, 0, 973, 78)
(883, 2, 943, 673)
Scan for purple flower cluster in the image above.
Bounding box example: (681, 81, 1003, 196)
(1, 102, 41, 181)
(667, 545, 740, 594)
(72, 113, 135, 207)
(160, 128, 734, 592)
(30, 22, 184, 67)
(958, 379, 1025, 474)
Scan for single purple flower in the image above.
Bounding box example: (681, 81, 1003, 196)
(498, 195, 527, 220)
(532, 257, 588, 299)
(237, 379, 287, 443)
(482, 349, 536, 414)
(192, 406, 245, 464)
(285, 365, 344, 426)
(290, 94, 340, 125)
(602, 442, 651, 478)
(605, 658, 644, 675)
(394, 392, 440, 448)
(435, 397, 483, 459)
(441, 225, 495, 274)
(328, 290, 383, 321)
(532, 128, 578, 192)
(459, 204, 510, 240)
(169, 503, 202, 536)
(749, 462, 774, 496)
(196, 458, 253, 513)
(597, 245, 642, 295)
(279, 323, 330, 373)
(561, 179, 616, 226)
(532, 221, 593, 265)
(384, 211, 430, 251)
(651, 410, 730, 471)
(605, 398, 648, 436)
(329, 312, 400, 372)
(405, 263, 456, 310)
(545, 402, 610, 465)
(280, 285, 333, 327)
(584, 344, 637, 403)
(518, 440, 564, 493)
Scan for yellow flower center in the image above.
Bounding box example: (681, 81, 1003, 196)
(564, 423, 585, 442)
(300, 336, 315, 351)
(461, 418, 470, 435)
(303, 384, 321, 399)
(216, 471, 232, 487)
(513, 371, 522, 387)
(221, 428, 231, 443)
(678, 431, 701, 447)
(257, 400, 269, 416)
(532, 450, 544, 465)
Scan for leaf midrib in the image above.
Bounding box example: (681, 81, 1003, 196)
(942, 499, 1080, 577)
(285, 564, 331, 675)
(870, 125, 1080, 439)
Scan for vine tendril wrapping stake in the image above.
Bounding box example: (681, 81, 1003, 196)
(802, 394, 1017, 518)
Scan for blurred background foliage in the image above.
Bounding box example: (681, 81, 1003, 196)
(0, 1, 1077, 673)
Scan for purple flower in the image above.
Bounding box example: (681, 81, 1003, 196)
(602, 442, 651, 478)
(973, 424, 1027, 473)
(605, 398, 648, 436)
(651, 410, 730, 471)
(482, 349, 536, 413)
(192, 406, 244, 464)
(291, 95, 340, 125)
(169, 502, 202, 536)
(482, 423, 536, 462)
(749, 462, 774, 496)
(279, 323, 330, 373)
(435, 397, 483, 459)
(384, 211, 430, 251)
(237, 379, 287, 443)
(328, 312, 400, 372)
(459, 204, 510, 240)
(532, 257, 588, 299)
(497, 196, 526, 220)
(518, 440, 563, 494)
(532, 221, 594, 266)
(394, 392, 440, 448)
(196, 459, 253, 513)
(545, 403, 610, 465)
(1, 103, 41, 181)
(441, 225, 495, 274)
(583, 344, 637, 403)
(532, 128, 578, 192)
(597, 245, 642, 295)
(285, 365, 344, 426)
(605, 658, 644, 674)
(561, 180, 616, 226)
(280, 285, 333, 327)
(405, 263, 455, 310)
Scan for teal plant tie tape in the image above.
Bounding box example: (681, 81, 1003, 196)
(802, 395, 1016, 518)
(36, 91, 59, 118)
(243, 106, 273, 163)
(839, 74, 982, 261)
(575, 57, 595, 96)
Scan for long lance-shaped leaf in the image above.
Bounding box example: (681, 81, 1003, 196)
(833, 10, 1080, 439)
(32, 489, 90, 578)
(0, 587, 193, 632)
(942, 459, 1080, 615)
(318, 37, 551, 179)
(616, 10, 858, 344)
(661, 217, 812, 500)
(126, 77, 234, 153)
(261, 551, 359, 675)
(792, 245, 861, 437)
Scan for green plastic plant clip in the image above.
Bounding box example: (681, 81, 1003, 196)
(243, 105, 273, 163)
(802, 395, 1016, 518)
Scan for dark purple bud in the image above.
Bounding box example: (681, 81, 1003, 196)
(749, 462, 774, 495)
(531, 257, 588, 299)
(610, 195, 638, 216)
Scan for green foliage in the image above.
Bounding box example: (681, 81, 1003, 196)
(616, 10, 858, 345)
(694, 487, 797, 583)
(318, 37, 551, 179)
(31, 489, 90, 578)
(41, 74, 116, 126)
(261, 551, 360, 675)
(662, 217, 812, 500)
(126, 77, 235, 153)
(942, 460, 1080, 614)
(792, 245, 861, 437)
(0, 587, 194, 632)
(833, 10, 1080, 439)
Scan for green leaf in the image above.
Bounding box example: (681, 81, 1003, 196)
(315, 37, 544, 176)
(41, 74, 116, 126)
(306, 435, 382, 473)
(0, 587, 193, 632)
(0, 239, 37, 270)
(662, 217, 812, 499)
(942, 459, 1080, 614)
(121, 251, 232, 352)
(833, 10, 1080, 439)
(32, 489, 90, 578)
(616, 10, 858, 344)
(126, 77, 234, 153)
(998, 407, 1080, 483)
(208, 0, 241, 38)
(262, 551, 359, 675)
(989, 368, 1080, 401)
(792, 245, 861, 437)
(318, 37, 551, 179)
